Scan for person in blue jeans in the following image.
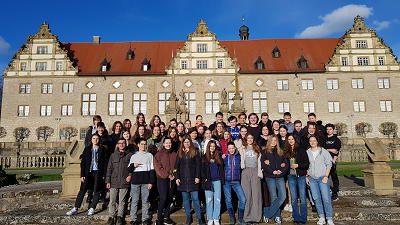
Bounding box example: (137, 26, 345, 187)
(175, 136, 205, 225)
(306, 135, 335, 225)
(201, 140, 224, 225)
(284, 134, 309, 224)
(260, 134, 289, 225)
(222, 142, 246, 225)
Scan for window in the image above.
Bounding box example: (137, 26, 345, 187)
(158, 92, 171, 114)
(197, 61, 202, 69)
(40, 105, 52, 116)
(380, 100, 392, 112)
(36, 62, 47, 71)
(185, 93, 196, 114)
(60, 128, 75, 140)
(362, 41, 367, 49)
(108, 93, 124, 116)
(21, 62, 26, 71)
(356, 41, 361, 49)
(378, 78, 389, 89)
(363, 57, 369, 65)
(257, 63, 263, 69)
(277, 80, 289, 90)
(352, 79, 363, 89)
(38, 128, 51, 141)
(63, 83, 74, 93)
(379, 57, 384, 66)
(41, 84, 53, 94)
(57, 62, 62, 71)
(205, 92, 219, 114)
(18, 106, 29, 116)
(217, 60, 222, 69)
(327, 79, 339, 90)
(328, 101, 340, 113)
(196, 60, 207, 69)
(197, 44, 207, 52)
(301, 62, 307, 68)
(101, 65, 107, 72)
(203, 61, 207, 69)
(252, 91, 267, 113)
(342, 58, 347, 66)
(229, 92, 243, 110)
(303, 102, 315, 113)
(82, 94, 96, 116)
(353, 101, 365, 112)
(182, 61, 187, 69)
(301, 80, 313, 90)
(278, 102, 289, 114)
(143, 64, 148, 71)
(357, 57, 368, 65)
(61, 105, 73, 116)
(37, 47, 48, 54)
(133, 93, 147, 115)
(20, 84, 31, 93)
(80, 128, 87, 140)
(357, 57, 363, 66)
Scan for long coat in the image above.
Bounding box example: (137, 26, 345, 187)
(200, 156, 225, 190)
(175, 153, 201, 192)
(79, 145, 108, 192)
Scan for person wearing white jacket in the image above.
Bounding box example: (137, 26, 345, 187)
(306, 135, 334, 225)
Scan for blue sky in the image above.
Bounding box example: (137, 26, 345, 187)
(1, 0, 399, 76)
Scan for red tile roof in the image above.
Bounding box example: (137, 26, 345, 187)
(63, 38, 340, 75)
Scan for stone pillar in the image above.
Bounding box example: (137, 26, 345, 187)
(165, 92, 180, 123)
(61, 140, 84, 198)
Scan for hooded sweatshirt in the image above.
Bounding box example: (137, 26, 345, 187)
(223, 149, 242, 182)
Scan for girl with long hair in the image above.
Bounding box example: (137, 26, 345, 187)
(278, 125, 288, 150)
(211, 122, 224, 141)
(238, 133, 263, 224)
(120, 128, 136, 152)
(147, 125, 164, 155)
(220, 129, 233, 156)
(201, 129, 221, 155)
(149, 115, 162, 129)
(110, 121, 123, 144)
(134, 124, 150, 145)
(168, 127, 180, 153)
(284, 134, 309, 224)
(271, 120, 280, 135)
(188, 127, 201, 152)
(201, 140, 225, 225)
(197, 125, 205, 140)
(246, 113, 261, 138)
(175, 136, 205, 225)
(261, 134, 289, 225)
(131, 113, 151, 137)
(234, 126, 248, 149)
(257, 125, 270, 150)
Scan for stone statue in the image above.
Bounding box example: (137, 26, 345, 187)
(179, 89, 186, 105)
(221, 88, 228, 103)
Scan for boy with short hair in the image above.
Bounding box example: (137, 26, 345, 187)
(293, 120, 304, 143)
(195, 115, 205, 127)
(324, 123, 341, 201)
(281, 112, 294, 133)
(85, 115, 102, 147)
(209, 111, 227, 131)
(184, 120, 192, 133)
(258, 112, 272, 134)
(238, 112, 248, 128)
(227, 116, 240, 140)
(169, 118, 177, 128)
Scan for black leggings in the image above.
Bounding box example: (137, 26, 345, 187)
(157, 177, 176, 220)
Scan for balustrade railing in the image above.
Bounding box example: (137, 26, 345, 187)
(0, 155, 65, 169)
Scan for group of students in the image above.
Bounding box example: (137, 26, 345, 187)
(66, 111, 341, 225)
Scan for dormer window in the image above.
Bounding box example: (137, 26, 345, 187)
(100, 54, 110, 72)
(271, 43, 281, 58)
(297, 51, 308, 69)
(254, 51, 265, 70)
(126, 45, 135, 60)
(141, 53, 151, 71)
(37, 46, 48, 54)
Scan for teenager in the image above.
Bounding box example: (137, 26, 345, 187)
(260, 134, 289, 225)
(238, 112, 248, 128)
(211, 122, 225, 141)
(238, 134, 263, 224)
(246, 113, 261, 138)
(324, 124, 341, 201)
(66, 134, 107, 216)
(257, 125, 269, 150)
(271, 120, 280, 135)
(307, 113, 326, 135)
(96, 122, 113, 159)
(300, 122, 326, 150)
(209, 112, 227, 131)
(188, 127, 202, 152)
(121, 128, 136, 153)
(195, 115, 206, 127)
(110, 121, 123, 146)
(201, 140, 225, 225)
(234, 126, 247, 149)
(278, 125, 288, 150)
(258, 112, 272, 135)
(175, 136, 205, 225)
(127, 138, 155, 225)
(160, 122, 168, 137)
(149, 115, 162, 129)
(168, 127, 180, 153)
(222, 142, 246, 225)
(201, 129, 221, 155)
(293, 120, 304, 143)
(227, 116, 240, 141)
(184, 120, 192, 133)
(169, 118, 177, 129)
(177, 122, 186, 140)
(84, 115, 102, 147)
(281, 112, 294, 133)
(134, 124, 150, 145)
(123, 119, 132, 131)
(131, 113, 151, 137)
(285, 134, 309, 224)
(154, 138, 177, 225)
(306, 135, 335, 225)
(220, 129, 233, 155)
(197, 125, 205, 140)
(147, 125, 164, 155)
(106, 138, 133, 225)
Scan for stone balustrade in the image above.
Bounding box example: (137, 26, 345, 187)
(0, 155, 65, 169)
(337, 148, 395, 162)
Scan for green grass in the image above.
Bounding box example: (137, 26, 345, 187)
(6, 172, 63, 182)
(4, 167, 65, 171)
(337, 165, 400, 177)
(337, 160, 400, 166)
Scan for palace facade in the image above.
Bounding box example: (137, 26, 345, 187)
(1, 16, 399, 142)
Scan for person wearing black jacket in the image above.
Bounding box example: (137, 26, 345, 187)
(258, 112, 272, 135)
(209, 112, 227, 131)
(201, 140, 225, 225)
(324, 124, 342, 201)
(66, 134, 107, 216)
(284, 134, 309, 224)
(260, 134, 289, 225)
(84, 115, 102, 147)
(110, 121, 123, 146)
(257, 125, 270, 150)
(300, 122, 326, 150)
(175, 136, 204, 225)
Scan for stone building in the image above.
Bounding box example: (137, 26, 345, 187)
(1, 16, 399, 143)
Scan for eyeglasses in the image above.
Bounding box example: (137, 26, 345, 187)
(117, 142, 125, 145)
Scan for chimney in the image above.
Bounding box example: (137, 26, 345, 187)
(93, 36, 101, 45)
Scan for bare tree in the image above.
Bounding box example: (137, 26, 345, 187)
(0, 126, 7, 138)
(379, 122, 398, 138)
(333, 123, 348, 136)
(62, 127, 78, 141)
(36, 126, 54, 142)
(13, 127, 30, 141)
(355, 122, 373, 138)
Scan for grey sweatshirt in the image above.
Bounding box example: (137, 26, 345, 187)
(306, 147, 332, 179)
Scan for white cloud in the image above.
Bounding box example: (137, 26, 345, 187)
(0, 36, 10, 54)
(373, 20, 390, 31)
(295, 4, 373, 38)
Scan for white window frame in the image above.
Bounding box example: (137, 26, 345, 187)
(202, 60, 207, 69)
(217, 60, 223, 69)
(379, 57, 384, 66)
(362, 41, 367, 49)
(301, 79, 313, 90)
(82, 93, 96, 116)
(380, 100, 392, 112)
(278, 102, 290, 114)
(182, 61, 187, 69)
(357, 57, 363, 66)
(102, 65, 107, 72)
(353, 101, 365, 112)
(363, 57, 369, 66)
(342, 58, 347, 66)
(277, 80, 289, 90)
(37, 46, 48, 54)
(21, 62, 27, 71)
(205, 92, 219, 114)
(197, 61, 202, 69)
(303, 102, 315, 113)
(40, 105, 52, 116)
(352, 79, 363, 89)
(41, 83, 53, 94)
(80, 128, 87, 140)
(36, 62, 47, 71)
(63, 83, 74, 93)
(109, 93, 124, 116)
(378, 78, 389, 89)
(62, 105, 73, 116)
(185, 92, 196, 114)
(20, 84, 31, 93)
(328, 101, 340, 113)
(356, 41, 361, 49)
(197, 44, 207, 52)
(252, 91, 267, 113)
(18, 105, 29, 117)
(133, 93, 147, 115)
(327, 79, 338, 90)
(57, 62, 62, 71)
(158, 92, 171, 114)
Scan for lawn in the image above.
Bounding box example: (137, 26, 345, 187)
(5, 172, 63, 183)
(337, 165, 400, 177)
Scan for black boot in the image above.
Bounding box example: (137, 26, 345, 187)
(238, 208, 246, 225)
(106, 217, 115, 225)
(227, 208, 236, 225)
(185, 216, 193, 225)
(116, 216, 123, 225)
(197, 219, 205, 225)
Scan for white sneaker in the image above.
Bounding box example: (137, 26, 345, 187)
(283, 204, 291, 212)
(66, 207, 78, 216)
(208, 220, 214, 225)
(327, 220, 335, 225)
(287, 204, 292, 212)
(214, 219, 220, 225)
(88, 207, 95, 215)
(317, 217, 326, 225)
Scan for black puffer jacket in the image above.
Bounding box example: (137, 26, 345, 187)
(175, 153, 201, 192)
(200, 156, 225, 190)
(289, 146, 309, 177)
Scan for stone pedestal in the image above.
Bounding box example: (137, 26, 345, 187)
(165, 94, 180, 122)
(61, 140, 84, 199)
(362, 162, 397, 195)
(229, 97, 246, 120)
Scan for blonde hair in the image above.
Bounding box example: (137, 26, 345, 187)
(264, 134, 284, 156)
